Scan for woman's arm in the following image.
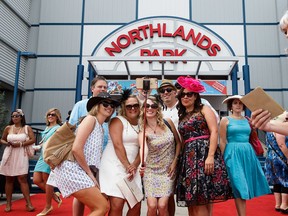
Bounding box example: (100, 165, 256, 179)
(166, 118, 181, 177)
(202, 105, 218, 175)
(219, 117, 228, 154)
(23, 126, 36, 146)
(72, 115, 96, 181)
(0, 126, 11, 146)
(274, 133, 288, 159)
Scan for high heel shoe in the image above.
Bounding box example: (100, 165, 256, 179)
(26, 204, 35, 212)
(36, 206, 53, 216)
(54, 192, 62, 208)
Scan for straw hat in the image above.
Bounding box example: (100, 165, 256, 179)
(222, 95, 243, 104)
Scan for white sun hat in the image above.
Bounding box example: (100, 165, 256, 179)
(222, 95, 243, 104)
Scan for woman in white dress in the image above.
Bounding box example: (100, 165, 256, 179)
(0, 109, 36, 212)
(54, 92, 120, 216)
(100, 89, 142, 216)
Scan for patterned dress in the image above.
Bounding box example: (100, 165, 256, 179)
(143, 125, 175, 197)
(265, 132, 288, 187)
(54, 117, 103, 198)
(224, 117, 271, 199)
(176, 112, 233, 207)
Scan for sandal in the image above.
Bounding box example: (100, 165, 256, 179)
(4, 205, 11, 212)
(54, 192, 62, 208)
(26, 204, 35, 212)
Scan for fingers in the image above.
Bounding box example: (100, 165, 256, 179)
(204, 164, 214, 175)
(251, 110, 271, 129)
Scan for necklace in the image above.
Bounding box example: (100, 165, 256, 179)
(13, 125, 22, 134)
(128, 121, 140, 134)
(147, 123, 157, 134)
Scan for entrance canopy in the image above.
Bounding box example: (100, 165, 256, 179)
(87, 56, 239, 78)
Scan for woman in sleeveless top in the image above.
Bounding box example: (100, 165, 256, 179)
(100, 89, 142, 215)
(54, 92, 120, 216)
(220, 95, 271, 216)
(139, 96, 181, 215)
(176, 76, 232, 216)
(0, 109, 36, 212)
(33, 108, 62, 216)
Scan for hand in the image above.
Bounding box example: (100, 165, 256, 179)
(87, 172, 99, 188)
(251, 109, 271, 130)
(204, 156, 214, 175)
(168, 160, 177, 178)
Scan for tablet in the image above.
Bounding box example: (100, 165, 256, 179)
(240, 87, 285, 119)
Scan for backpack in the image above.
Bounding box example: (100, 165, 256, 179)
(43, 122, 76, 169)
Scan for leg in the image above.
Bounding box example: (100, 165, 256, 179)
(274, 184, 282, 210)
(168, 195, 175, 216)
(280, 186, 288, 211)
(157, 196, 169, 216)
(5, 176, 15, 212)
(127, 201, 141, 216)
(73, 186, 108, 216)
(17, 174, 34, 211)
(108, 196, 125, 216)
(73, 198, 85, 216)
(37, 184, 55, 215)
(208, 203, 213, 216)
(234, 198, 246, 216)
(146, 197, 158, 216)
(188, 205, 209, 216)
(33, 172, 46, 191)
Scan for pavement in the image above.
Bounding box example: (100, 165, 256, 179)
(0, 193, 187, 215)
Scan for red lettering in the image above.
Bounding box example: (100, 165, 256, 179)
(138, 25, 149, 39)
(185, 29, 201, 45)
(162, 23, 172, 37)
(172, 26, 185, 40)
(116, 34, 131, 49)
(197, 35, 211, 50)
(140, 49, 152, 63)
(175, 49, 187, 63)
(128, 29, 143, 44)
(207, 44, 221, 56)
(104, 42, 122, 56)
(149, 23, 161, 38)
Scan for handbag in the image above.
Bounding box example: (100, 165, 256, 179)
(245, 116, 264, 156)
(24, 125, 35, 158)
(44, 122, 76, 169)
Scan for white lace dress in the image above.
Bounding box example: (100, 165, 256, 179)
(54, 117, 103, 198)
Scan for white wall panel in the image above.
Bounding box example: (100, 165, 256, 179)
(40, 0, 82, 23)
(0, 2, 29, 51)
(83, 25, 121, 55)
(34, 58, 78, 88)
(138, 0, 189, 19)
(0, 42, 17, 85)
(246, 26, 280, 55)
(192, 0, 242, 23)
(37, 26, 81, 54)
(85, 0, 136, 23)
(245, 0, 277, 22)
(5, 0, 31, 21)
(29, 0, 41, 24)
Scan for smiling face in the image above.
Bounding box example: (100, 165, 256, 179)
(159, 86, 177, 106)
(91, 80, 108, 97)
(46, 111, 57, 125)
(11, 112, 22, 124)
(124, 97, 140, 120)
(230, 99, 244, 113)
(98, 99, 116, 118)
(144, 98, 159, 119)
(180, 88, 197, 111)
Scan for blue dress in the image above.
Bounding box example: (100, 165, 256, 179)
(265, 132, 288, 187)
(224, 117, 271, 199)
(34, 125, 60, 174)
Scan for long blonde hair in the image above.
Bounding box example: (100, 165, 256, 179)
(139, 96, 165, 131)
(45, 108, 62, 126)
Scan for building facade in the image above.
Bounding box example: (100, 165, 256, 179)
(1, 0, 287, 128)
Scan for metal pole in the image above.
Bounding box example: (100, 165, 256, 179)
(12, 51, 22, 111)
(75, 64, 84, 103)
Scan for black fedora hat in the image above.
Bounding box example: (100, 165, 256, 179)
(86, 92, 121, 112)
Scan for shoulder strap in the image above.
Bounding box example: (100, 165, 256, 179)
(24, 125, 28, 135)
(163, 119, 173, 133)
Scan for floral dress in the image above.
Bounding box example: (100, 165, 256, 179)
(176, 112, 233, 207)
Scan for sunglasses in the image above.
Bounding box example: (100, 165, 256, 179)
(101, 101, 115, 109)
(144, 103, 158, 109)
(159, 87, 174, 94)
(175, 83, 182, 90)
(47, 113, 56, 117)
(180, 92, 195, 98)
(125, 104, 140, 110)
(11, 115, 21, 118)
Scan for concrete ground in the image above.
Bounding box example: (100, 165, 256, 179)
(0, 194, 187, 215)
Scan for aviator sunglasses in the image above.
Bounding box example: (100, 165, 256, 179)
(47, 113, 56, 117)
(180, 92, 195, 98)
(159, 87, 174, 94)
(11, 114, 21, 118)
(144, 103, 158, 109)
(101, 101, 115, 109)
(125, 104, 140, 110)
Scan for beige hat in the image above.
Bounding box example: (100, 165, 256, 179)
(158, 79, 176, 90)
(222, 95, 242, 104)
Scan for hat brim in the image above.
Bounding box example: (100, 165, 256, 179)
(158, 83, 176, 91)
(87, 97, 120, 112)
(222, 95, 243, 104)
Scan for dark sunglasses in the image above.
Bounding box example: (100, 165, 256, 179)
(159, 87, 174, 94)
(175, 83, 182, 90)
(125, 104, 140, 110)
(180, 92, 195, 98)
(144, 103, 158, 109)
(11, 115, 21, 118)
(101, 101, 115, 109)
(47, 113, 56, 117)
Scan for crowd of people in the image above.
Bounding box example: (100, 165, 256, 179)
(0, 9, 287, 216)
